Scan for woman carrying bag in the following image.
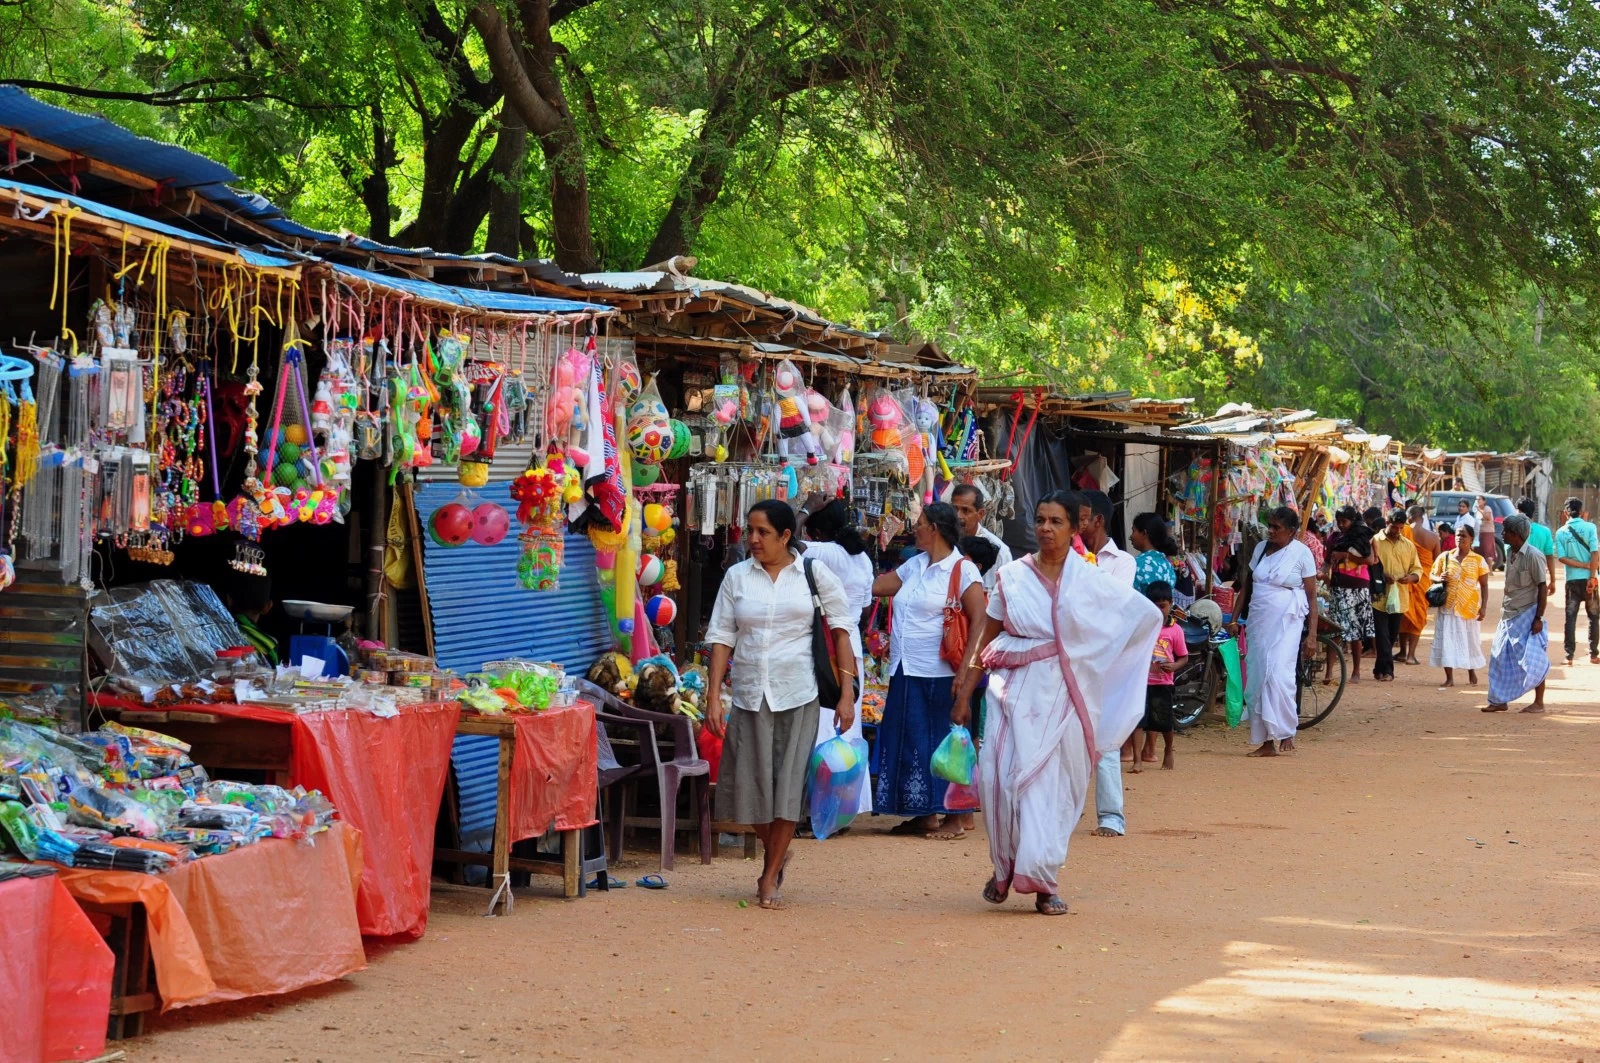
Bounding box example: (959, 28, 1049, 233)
(870, 502, 987, 840)
(706, 499, 855, 911)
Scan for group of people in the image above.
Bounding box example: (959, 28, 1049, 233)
(699, 481, 1596, 914)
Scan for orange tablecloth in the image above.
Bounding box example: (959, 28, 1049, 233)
(94, 696, 459, 938)
(0, 873, 113, 1063)
(58, 822, 365, 1011)
(508, 701, 599, 843)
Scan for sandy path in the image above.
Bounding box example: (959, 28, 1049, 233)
(125, 580, 1600, 1062)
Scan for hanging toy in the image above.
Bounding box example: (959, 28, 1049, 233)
(228, 542, 267, 577)
(637, 553, 664, 587)
(613, 360, 643, 407)
(626, 373, 673, 466)
(867, 388, 905, 451)
(660, 558, 681, 592)
(429, 500, 475, 547)
(644, 594, 676, 627)
(471, 501, 511, 546)
(771, 360, 824, 465)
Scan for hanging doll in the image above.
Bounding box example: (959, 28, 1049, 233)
(771, 359, 823, 465)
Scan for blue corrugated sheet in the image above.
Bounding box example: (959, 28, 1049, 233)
(416, 480, 613, 850)
(0, 86, 238, 188)
(329, 263, 602, 316)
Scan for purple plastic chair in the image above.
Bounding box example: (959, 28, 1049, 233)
(577, 679, 712, 870)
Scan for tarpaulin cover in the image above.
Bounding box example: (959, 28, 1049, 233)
(58, 822, 365, 1011)
(93, 696, 459, 938)
(0, 874, 113, 1063)
(508, 701, 599, 843)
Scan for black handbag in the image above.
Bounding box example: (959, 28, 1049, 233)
(803, 559, 846, 707)
(1425, 558, 1449, 608)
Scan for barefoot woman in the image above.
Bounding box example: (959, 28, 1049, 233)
(953, 492, 1161, 915)
(706, 500, 855, 910)
(1228, 507, 1320, 757)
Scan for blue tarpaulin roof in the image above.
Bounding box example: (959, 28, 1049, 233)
(325, 263, 606, 315)
(0, 178, 296, 269)
(0, 86, 238, 188)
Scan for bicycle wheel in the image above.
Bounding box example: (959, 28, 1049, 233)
(1296, 634, 1346, 728)
(1173, 659, 1218, 732)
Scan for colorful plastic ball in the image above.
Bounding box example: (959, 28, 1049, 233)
(645, 595, 676, 627)
(471, 502, 510, 546)
(666, 419, 692, 460)
(614, 361, 643, 403)
(284, 423, 309, 446)
(272, 462, 299, 487)
(617, 618, 634, 635)
(429, 502, 474, 547)
(643, 503, 672, 533)
(278, 441, 302, 465)
(627, 416, 670, 464)
(638, 554, 664, 586)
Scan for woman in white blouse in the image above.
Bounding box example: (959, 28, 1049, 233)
(706, 499, 854, 910)
(870, 502, 988, 839)
(801, 499, 875, 816)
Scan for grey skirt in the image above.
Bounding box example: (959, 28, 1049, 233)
(715, 698, 821, 825)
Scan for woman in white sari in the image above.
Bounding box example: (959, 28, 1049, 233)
(954, 491, 1161, 915)
(1228, 507, 1320, 757)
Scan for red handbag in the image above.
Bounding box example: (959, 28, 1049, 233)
(940, 560, 970, 670)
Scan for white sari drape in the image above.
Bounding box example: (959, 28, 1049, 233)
(1245, 539, 1316, 743)
(978, 552, 1161, 896)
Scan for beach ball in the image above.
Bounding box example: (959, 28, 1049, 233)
(471, 502, 510, 546)
(645, 594, 676, 627)
(614, 361, 642, 404)
(643, 503, 672, 533)
(638, 554, 664, 586)
(666, 419, 692, 460)
(429, 502, 474, 547)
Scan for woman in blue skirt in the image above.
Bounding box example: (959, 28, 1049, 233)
(870, 502, 988, 839)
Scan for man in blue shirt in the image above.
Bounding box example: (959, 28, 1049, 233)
(1553, 497, 1599, 664)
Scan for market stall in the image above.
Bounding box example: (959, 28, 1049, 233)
(0, 867, 113, 1063)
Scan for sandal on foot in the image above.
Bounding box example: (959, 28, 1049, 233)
(983, 878, 1008, 904)
(927, 827, 965, 841)
(1036, 894, 1069, 916)
(889, 819, 932, 836)
(758, 892, 786, 911)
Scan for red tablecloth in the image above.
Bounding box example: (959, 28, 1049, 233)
(0, 873, 113, 1063)
(59, 822, 365, 1011)
(507, 701, 599, 843)
(93, 696, 459, 939)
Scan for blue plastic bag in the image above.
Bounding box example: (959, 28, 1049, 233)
(807, 734, 869, 840)
(930, 724, 976, 785)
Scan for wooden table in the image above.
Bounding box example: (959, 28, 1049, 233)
(434, 713, 586, 914)
(102, 706, 294, 784)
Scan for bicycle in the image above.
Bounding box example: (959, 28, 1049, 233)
(1295, 630, 1347, 728)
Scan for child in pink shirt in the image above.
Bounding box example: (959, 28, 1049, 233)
(1134, 581, 1188, 772)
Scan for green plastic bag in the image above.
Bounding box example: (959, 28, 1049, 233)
(930, 724, 976, 785)
(1218, 637, 1244, 727)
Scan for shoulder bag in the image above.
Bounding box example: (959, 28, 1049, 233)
(803, 559, 846, 708)
(940, 559, 971, 670)
(1425, 556, 1449, 608)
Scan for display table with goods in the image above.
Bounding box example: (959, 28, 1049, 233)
(0, 718, 363, 1033)
(93, 694, 459, 939)
(0, 865, 115, 1063)
(436, 659, 599, 913)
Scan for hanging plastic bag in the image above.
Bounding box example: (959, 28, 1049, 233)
(1218, 636, 1245, 726)
(930, 724, 976, 785)
(807, 734, 868, 840)
(944, 760, 980, 811)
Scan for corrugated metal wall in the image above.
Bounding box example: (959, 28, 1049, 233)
(415, 480, 612, 851)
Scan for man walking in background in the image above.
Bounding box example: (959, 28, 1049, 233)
(1554, 496, 1600, 665)
(1485, 514, 1550, 713)
(1373, 511, 1423, 681)
(951, 484, 1012, 591)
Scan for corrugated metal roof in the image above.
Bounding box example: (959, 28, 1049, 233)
(0, 178, 296, 269)
(324, 263, 608, 316)
(0, 86, 238, 188)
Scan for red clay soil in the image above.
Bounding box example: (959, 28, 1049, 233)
(126, 577, 1599, 1061)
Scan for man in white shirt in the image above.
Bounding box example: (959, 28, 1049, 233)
(1453, 498, 1479, 540)
(1077, 490, 1135, 838)
(951, 484, 1013, 589)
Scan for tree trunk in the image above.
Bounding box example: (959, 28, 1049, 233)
(641, 80, 763, 266)
(486, 108, 527, 257)
(361, 102, 395, 242)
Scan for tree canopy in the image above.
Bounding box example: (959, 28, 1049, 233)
(6, 0, 1600, 470)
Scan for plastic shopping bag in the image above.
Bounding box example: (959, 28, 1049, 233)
(944, 760, 980, 811)
(930, 724, 976, 785)
(1218, 636, 1244, 727)
(807, 734, 868, 841)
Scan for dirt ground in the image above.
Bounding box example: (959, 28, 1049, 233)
(126, 575, 1600, 1062)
